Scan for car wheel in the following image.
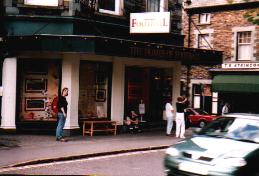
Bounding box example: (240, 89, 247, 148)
(199, 120, 206, 128)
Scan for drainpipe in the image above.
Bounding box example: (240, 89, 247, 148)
(188, 13, 191, 48)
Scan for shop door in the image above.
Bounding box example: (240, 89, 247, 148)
(125, 67, 172, 123)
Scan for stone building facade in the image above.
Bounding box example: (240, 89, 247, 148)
(183, 0, 259, 114)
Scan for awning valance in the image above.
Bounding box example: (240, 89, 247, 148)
(212, 75, 259, 93)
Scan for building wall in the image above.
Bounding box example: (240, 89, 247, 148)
(182, 1, 259, 114)
(186, 0, 258, 8)
(183, 4, 259, 62)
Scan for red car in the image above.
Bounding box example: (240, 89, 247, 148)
(185, 108, 220, 128)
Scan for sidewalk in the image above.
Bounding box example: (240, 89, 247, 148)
(0, 128, 193, 168)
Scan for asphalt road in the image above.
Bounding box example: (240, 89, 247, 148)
(0, 149, 167, 176)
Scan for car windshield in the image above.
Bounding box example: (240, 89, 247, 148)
(194, 109, 209, 115)
(198, 117, 259, 143)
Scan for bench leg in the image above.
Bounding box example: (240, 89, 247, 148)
(83, 123, 85, 136)
(90, 123, 93, 136)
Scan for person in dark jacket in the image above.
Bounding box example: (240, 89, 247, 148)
(56, 87, 69, 142)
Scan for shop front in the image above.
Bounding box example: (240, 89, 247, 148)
(0, 34, 222, 133)
(212, 73, 259, 114)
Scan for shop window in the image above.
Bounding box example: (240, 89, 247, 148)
(18, 60, 60, 121)
(199, 13, 210, 24)
(236, 31, 252, 61)
(79, 62, 111, 119)
(98, 0, 123, 15)
(147, 0, 167, 12)
(198, 34, 210, 49)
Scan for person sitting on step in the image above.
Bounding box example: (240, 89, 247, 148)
(124, 110, 141, 133)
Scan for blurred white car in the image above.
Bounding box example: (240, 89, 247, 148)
(164, 113, 259, 176)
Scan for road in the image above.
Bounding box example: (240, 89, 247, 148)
(0, 149, 167, 176)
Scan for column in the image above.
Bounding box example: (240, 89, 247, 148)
(111, 58, 125, 125)
(1, 57, 17, 130)
(61, 55, 80, 132)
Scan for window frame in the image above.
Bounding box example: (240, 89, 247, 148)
(23, 0, 61, 7)
(199, 13, 211, 24)
(232, 26, 255, 62)
(236, 31, 252, 61)
(194, 29, 214, 49)
(198, 33, 210, 49)
(98, 0, 123, 16)
(146, 0, 168, 12)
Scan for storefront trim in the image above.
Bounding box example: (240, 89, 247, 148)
(5, 34, 223, 65)
(212, 75, 259, 93)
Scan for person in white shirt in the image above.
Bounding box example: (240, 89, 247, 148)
(165, 101, 175, 136)
(222, 102, 230, 115)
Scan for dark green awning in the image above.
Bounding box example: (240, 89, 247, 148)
(212, 75, 259, 93)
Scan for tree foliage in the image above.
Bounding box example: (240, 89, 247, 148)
(243, 8, 259, 25)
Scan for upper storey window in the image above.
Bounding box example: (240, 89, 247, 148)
(199, 13, 210, 24)
(237, 31, 252, 61)
(24, 0, 59, 7)
(147, 0, 168, 12)
(98, 0, 123, 15)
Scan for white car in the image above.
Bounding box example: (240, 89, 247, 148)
(164, 113, 259, 176)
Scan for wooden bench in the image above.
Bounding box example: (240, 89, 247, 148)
(82, 120, 117, 136)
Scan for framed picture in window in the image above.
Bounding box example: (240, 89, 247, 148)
(25, 97, 46, 111)
(95, 89, 106, 102)
(25, 79, 47, 93)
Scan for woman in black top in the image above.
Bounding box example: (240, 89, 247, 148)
(175, 96, 187, 138)
(56, 87, 68, 142)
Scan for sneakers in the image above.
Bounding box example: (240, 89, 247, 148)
(56, 137, 68, 142)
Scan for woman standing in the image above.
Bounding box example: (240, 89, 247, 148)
(56, 87, 69, 142)
(175, 96, 187, 139)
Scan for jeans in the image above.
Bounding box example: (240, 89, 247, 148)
(56, 112, 66, 139)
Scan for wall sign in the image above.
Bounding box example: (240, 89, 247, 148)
(130, 12, 171, 33)
(222, 62, 259, 69)
(24, 0, 59, 6)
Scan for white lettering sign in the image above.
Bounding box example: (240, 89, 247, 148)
(24, 0, 59, 6)
(222, 62, 259, 69)
(130, 12, 171, 33)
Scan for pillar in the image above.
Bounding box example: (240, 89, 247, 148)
(111, 58, 125, 125)
(1, 57, 17, 131)
(61, 55, 80, 134)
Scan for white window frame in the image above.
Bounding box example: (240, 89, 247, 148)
(146, 0, 168, 12)
(232, 26, 256, 61)
(198, 33, 210, 49)
(24, 0, 59, 6)
(98, 0, 123, 16)
(199, 13, 210, 24)
(194, 29, 214, 49)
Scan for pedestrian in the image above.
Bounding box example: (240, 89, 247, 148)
(221, 102, 230, 115)
(139, 99, 145, 122)
(56, 87, 69, 142)
(165, 101, 175, 136)
(175, 96, 187, 139)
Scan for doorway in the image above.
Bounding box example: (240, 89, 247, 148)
(124, 67, 172, 123)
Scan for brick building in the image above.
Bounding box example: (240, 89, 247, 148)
(183, 0, 259, 114)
